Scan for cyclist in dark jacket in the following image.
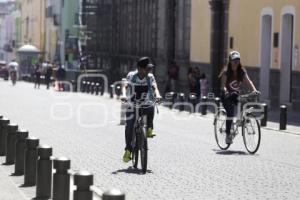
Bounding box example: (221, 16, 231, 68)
(219, 51, 259, 144)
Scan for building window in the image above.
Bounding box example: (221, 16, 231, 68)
(229, 37, 234, 49)
(273, 32, 279, 48)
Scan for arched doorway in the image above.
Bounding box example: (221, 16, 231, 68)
(280, 7, 294, 104)
(259, 9, 273, 103)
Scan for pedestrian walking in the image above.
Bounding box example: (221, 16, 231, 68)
(34, 65, 41, 89)
(45, 62, 53, 89)
(56, 65, 66, 91)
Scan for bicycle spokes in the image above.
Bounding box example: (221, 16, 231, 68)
(242, 115, 261, 154)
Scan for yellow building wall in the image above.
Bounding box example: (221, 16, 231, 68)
(190, 0, 211, 63)
(21, 0, 45, 52)
(229, 0, 300, 70)
(190, 0, 300, 71)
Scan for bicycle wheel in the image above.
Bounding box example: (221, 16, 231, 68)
(242, 113, 261, 154)
(132, 129, 139, 168)
(140, 127, 148, 174)
(214, 109, 230, 150)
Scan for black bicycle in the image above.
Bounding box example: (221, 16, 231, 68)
(121, 99, 158, 174)
(214, 92, 261, 154)
(131, 103, 148, 173)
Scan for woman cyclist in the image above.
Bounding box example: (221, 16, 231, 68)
(219, 51, 259, 144)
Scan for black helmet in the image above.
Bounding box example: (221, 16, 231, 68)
(137, 57, 150, 68)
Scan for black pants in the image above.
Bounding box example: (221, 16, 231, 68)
(221, 92, 238, 135)
(125, 106, 154, 151)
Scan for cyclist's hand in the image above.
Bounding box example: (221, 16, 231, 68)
(156, 96, 162, 104)
(252, 90, 260, 95)
(224, 91, 231, 99)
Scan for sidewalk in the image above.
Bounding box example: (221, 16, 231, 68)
(0, 159, 29, 200)
(267, 109, 300, 126)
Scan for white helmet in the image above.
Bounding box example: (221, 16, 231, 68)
(229, 51, 241, 60)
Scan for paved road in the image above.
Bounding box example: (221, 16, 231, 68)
(0, 81, 300, 200)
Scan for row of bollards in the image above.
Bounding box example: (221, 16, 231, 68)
(260, 103, 287, 130)
(164, 91, 288, 130)
(164, 92, 209, 115)
(81, 81, 105, 96)
(0, 117, 126, 200)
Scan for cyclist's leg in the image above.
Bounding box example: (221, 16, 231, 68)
(125, 107, 135, 152)
(145, 106, 155, 137)
(222, 97, 234, 135)
(146, 106, 154, 129)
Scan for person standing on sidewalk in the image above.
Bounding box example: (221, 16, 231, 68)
(45, 62, 53, 89)
(34, 64, 41, 89)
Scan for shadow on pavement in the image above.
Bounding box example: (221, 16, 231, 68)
(19, 183, 35, 188)
(213, 149, 256, 156)
(111, 166, 153, 175)
(10, 172, 23, 176)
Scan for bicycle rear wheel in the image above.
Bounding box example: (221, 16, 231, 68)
(214, 109, 230, 150)
(140, 127, 148, 174)
(242, 113, 261, 154)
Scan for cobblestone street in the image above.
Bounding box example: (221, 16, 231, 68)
(0, 81, 300, 200)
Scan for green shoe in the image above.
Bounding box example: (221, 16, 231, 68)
(146, 128, 156, 138)
(122, 150, 131, 163)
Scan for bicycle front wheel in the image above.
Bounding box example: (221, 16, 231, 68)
(242, 113, 261, 154)
(132, 129, 139, 168)
(214, 109, 230, 150)
(140, 127, 148, 174)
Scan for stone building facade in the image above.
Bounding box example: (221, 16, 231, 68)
(83, 0, 191, 89)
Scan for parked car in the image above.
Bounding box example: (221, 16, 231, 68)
(0, 61, 9, 80)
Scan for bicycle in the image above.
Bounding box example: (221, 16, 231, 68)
(214, 92, 261, 154)
(122, 99, 159, 174)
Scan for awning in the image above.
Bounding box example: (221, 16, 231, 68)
(17, 44, 40, 53)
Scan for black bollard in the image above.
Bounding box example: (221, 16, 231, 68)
(95, 83, 100, 95)
(188, 93, 197, 113)
(214, 97, 220, 109)
(53, 157, 71, 200)
(71, 80, 77, 92)
(0, 118, 10, 156)
(36, 145, 53, 199)
(279, 105, 287, 130)
(14, 129, 29, 175)
(86, 82, 91, 93)
(201, 96, 207, 115)
(73, 171, 93, 200)
(166, 92, 174, 109)
(91, 82, 95, 94)
(5, 124, 18, 165)
(24, 137, 39, 186)
(178, 93, 185, 112)
(102, 189, 125, 200)
(110, 85, 114, 98)
(116, 85, 121, 99)
(261, 103, 268, 127)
